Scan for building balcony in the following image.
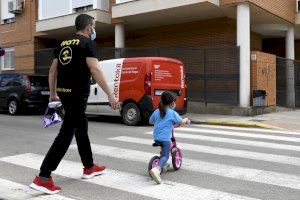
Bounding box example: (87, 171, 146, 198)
(112, 0, 223, 29)
(36, 0, 113, 39)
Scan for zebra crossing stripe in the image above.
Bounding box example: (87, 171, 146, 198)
(174, 127, 300, 143)
(0, 178, 75, 200)
(144, 131, 300, 152)
(190, 124, 300, 135)
(0, 153, 261, 200)
(109, 136, 300, 166)
(69, 144, 300, 190)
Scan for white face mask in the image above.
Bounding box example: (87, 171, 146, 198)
(172, 102, 176, 110)
(90, 27, 96, 40)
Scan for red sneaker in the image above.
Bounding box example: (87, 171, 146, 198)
(83, 164, 106, 179)
(29, 176, 61, 194)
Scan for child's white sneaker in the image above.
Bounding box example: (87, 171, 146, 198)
(150, 166, 161, 184)
(163, 160, 171, 172)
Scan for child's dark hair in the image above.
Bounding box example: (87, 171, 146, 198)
(159, 91, 177, 118)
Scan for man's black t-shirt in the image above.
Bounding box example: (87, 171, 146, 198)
(54, 34, 98, 96)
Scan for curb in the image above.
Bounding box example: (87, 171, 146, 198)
(190, 120, 284, 130)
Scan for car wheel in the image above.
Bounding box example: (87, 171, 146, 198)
(122, 103, 141, 126)
(8, 99, 19, 115)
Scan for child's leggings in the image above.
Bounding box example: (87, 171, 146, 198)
(156, 141, 171, 168)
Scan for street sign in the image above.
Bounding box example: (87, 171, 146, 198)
(0, 47, 5, 57)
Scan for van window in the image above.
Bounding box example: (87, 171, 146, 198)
(0, 74, 14, 87)
(29, 76, 48, 87)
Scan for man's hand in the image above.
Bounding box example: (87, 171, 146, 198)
(49, 94, 60, 102)
(87, 57, 121, 110)
(108, 94, 120, 110)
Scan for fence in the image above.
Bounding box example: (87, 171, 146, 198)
(34, 48, 55, 75)
(35, 47, 240, 104)
(276, 57, 300, 108)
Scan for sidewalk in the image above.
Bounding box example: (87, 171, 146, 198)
(184, 109, 300, 131)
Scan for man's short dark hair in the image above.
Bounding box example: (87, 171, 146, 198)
(75, 14, 95, 31)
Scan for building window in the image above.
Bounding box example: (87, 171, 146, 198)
(2, 17, 15, 24)
(73, 5, 93, 13)
(1, 48, 15, 71)
(297, 0, 300, 12)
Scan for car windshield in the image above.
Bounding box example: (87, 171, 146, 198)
(29, 76, 48, 87)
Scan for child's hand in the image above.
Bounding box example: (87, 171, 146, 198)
(181, 118, 191, 125)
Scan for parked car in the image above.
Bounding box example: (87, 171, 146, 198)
(86, 57, 187, 126)
(0, 74, 49, 115)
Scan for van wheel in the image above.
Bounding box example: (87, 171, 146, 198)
(122, 103, 141, 126)
(8, 99, 19, 115)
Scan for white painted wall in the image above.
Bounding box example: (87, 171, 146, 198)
(0, 0, 15, 22)
(41, 0, 70, 20)
(39, 0, 109, 20)
(73, 0, 93, 8)
(115, 0, 135, 4)
(237, 3, 250, 107)
(97, 0, 109, 10)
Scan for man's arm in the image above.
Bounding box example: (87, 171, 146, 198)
(86, 57, 119, 110)
(48, 59, 59, 102)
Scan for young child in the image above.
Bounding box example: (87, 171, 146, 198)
(149, 91, 189, 184)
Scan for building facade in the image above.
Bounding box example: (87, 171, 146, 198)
(0, 0, 299, 108)
(0, 0, 36, 73)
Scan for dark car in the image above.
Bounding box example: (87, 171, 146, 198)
(0, 74, 49, 115)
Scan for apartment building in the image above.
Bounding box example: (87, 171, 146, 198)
(0, 0, 36, 73)
(0, 0, 299, 108)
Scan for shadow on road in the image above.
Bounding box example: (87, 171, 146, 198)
(87, 115, 124, 124)
(0, 109, 44, 116)
(0, 109, 150, 127)
(87, 115, 151, 127)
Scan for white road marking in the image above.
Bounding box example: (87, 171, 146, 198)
(173, 127, 300, 143)
(0, 178, 75, 200)
(0, 153, 261, 200)
(109, 136, 300, 166)
(69, 144, 300, 190)
(144, 131, 300, 152)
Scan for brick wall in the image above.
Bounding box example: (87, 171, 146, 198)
(220, 0, 296, 24)
(97, 17, 262, 50)
(0, 0, 36, 73)
(262, 38, 300, 61)
(125, 18, 236, 48)
(251, 51, 276, 106)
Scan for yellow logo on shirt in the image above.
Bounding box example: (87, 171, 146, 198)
(61, 39, 80, 47)
(59, 46, 72, 65)
(56, 88, 72, 93)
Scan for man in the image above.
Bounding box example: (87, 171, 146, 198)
(30, 14, 119, 194)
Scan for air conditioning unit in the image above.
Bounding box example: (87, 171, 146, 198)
(8, 0, 25, 14)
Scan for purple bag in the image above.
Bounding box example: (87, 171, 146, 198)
(43, 101, 63, 128)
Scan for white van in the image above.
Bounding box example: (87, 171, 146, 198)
(86, 57, 187, 125)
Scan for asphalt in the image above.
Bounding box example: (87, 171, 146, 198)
(1, 113, 300, 199)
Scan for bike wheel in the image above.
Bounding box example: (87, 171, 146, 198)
(172, 148, 182, 170)
(148, 156, 163, 175)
